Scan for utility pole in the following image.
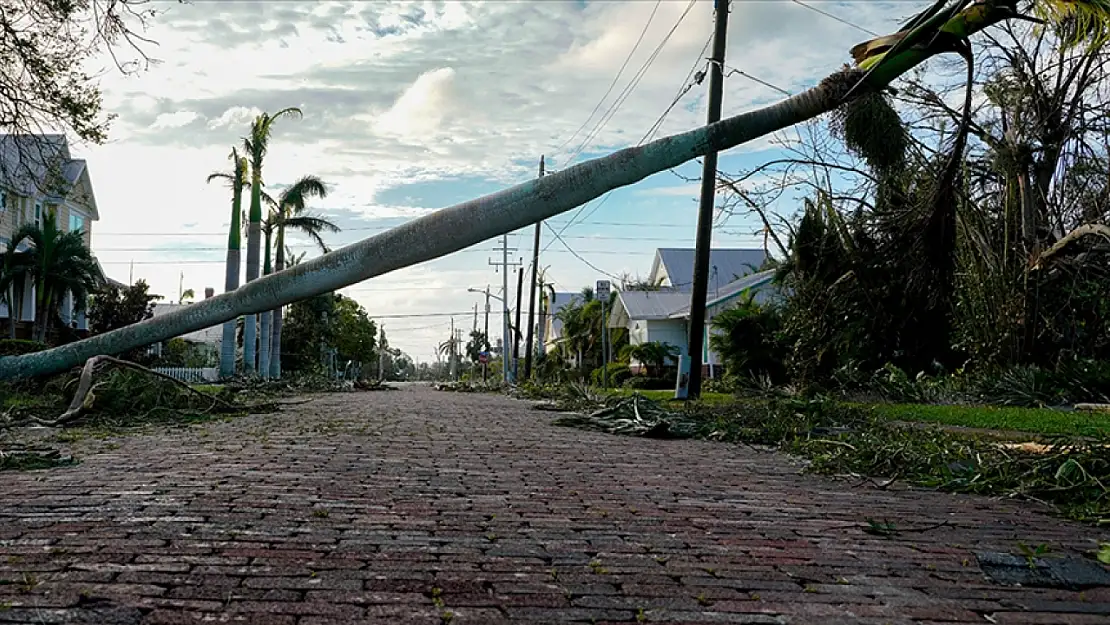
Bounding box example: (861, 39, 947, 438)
(449, 316, 457, 381)
(683, 0, 729, 400)
(483, 286, 490, 382)
(524, 155, 545, 380)
(514, 266, 523, 381)
(489, 237, 521, 383)
(377, 325, 385, 381)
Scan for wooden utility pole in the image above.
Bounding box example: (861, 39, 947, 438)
(524, 156, 545, 380)
(483, 286, 490, 382)
(684, 0, 729, 400)
(513, 266, 523, 381)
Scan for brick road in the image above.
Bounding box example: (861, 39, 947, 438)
(1, 385, 1108, 624)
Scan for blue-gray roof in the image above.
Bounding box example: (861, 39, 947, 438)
(649, 248, 768, 291)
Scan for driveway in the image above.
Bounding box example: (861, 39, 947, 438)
(1, 384, 1107, 624)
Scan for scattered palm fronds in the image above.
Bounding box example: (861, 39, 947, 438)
(551, 395, 1110, 524)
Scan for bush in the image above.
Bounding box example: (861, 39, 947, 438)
(624, 376, 673, 390)
(591, 362, 631, 388)
(0, 339, 48, 357)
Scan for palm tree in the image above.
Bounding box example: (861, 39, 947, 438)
(206, 148, 250, 379)
(2, 1, 1106, 380)
(241, 107, 303, 374)
(5, 212, 102, 342)
(1, 245, 31, 339)
(261, 175, 336, 378)
(622, 341, 679, 377)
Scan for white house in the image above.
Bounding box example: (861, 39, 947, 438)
(647, 247, 767, 292)
(148, 288, 221, 362)
(0, 134, 101, 335)
(541, 291, 583, 356)
(608, 246, 778, 377)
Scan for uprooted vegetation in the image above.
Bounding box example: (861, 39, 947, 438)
(0, 356, 360, 471)
(533, 390, 1110, 525)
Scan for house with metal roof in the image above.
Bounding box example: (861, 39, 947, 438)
(608, 258, 779, 376)
(647, 248, 767, 292)
(0, 134, 102, 336)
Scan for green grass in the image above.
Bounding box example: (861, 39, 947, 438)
(191, 384, 225, 394)
(605, 388, 735, 406)
(870, 403, 1110, 437)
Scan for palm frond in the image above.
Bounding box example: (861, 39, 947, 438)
(1033, 0, 1110, 47)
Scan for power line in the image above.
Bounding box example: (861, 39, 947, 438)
(93, 220, 710, 237)
(562, 0, 698, 168)
(790, 0, 879, 37)
(543, 222, 625, 282)
(549, 0, 662, 158)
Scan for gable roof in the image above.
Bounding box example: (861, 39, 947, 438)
(648, 248, 768, 291)
(607, 290, 690, 328)
(0, 134, 99, 219)
(667, 269, 777, 318)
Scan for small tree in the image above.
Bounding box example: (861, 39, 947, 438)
(88, 280, 160, 335)
(623, 341, 679, 377)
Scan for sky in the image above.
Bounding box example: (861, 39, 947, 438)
(72, 0, 916, 361)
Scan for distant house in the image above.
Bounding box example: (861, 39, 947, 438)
(148, 288, 220, 363)
(609, 246, 778, 376)
(541, 290, 583, 360)
(0, 134, 102, 336)
(647, 247, 767, 293)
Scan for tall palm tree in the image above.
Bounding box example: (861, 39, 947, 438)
(3, 0, 1107, 381)
(241, 107, 302, 374)
(206, 148, 250, 379)
(6, 212, 102, 342)
(262, 175, 336, 379)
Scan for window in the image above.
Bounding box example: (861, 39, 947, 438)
(69, 213, 85, 233)
(34, 203, 41, 226)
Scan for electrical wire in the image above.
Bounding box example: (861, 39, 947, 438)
(561, 0, 698, 168)
(549, 0, 663, 158)
(790, 0, 879, 37)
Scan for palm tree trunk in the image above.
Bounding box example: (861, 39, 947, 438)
(8, 283, 18, 339)
(0, 2, 1041, 381)
(258, 227, 273, 378)
(219, 248, 240, 378)
(269, 224, 286, 379)
(243, 170, 263, 374)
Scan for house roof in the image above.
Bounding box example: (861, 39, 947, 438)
(649, 248, 768, 291)
(0, 134, 99, 219)
(607, 291, 691, 328)
(667, 269, 777, 318)
(609, 270, 779, 327)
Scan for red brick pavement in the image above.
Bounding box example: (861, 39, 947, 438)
(1, 385, 1108, 624)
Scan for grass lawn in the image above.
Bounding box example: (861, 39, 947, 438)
(870, 403, 1110, 437)
(606, 388, 736, 406)
(192, 384, 225, 394)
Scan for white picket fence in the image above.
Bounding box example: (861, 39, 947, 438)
(152, 367, 219, 384)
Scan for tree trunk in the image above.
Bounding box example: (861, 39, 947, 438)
(258, 227, 273, 378)
(269, 224, 286, 379)
(219, 248, 240, 379)
(243, 170, 263, 374)
(0, 1, 1031, 382)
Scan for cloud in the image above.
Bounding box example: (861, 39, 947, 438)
(373, 67, 459, 140)
(150, 110, 202, 129)
(206, 106, 264, 129)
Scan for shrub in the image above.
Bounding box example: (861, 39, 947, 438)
(624, 376, 673, 390)
(0, 339, 48, 357)
(591, 362, 631, 388)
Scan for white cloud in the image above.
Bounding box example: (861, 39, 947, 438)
(373, 67, 459, 141)
(150, 110, 202, 129)
(206, 106, 263, 129)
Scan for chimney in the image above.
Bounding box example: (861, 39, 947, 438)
(204, 287, 214, 299)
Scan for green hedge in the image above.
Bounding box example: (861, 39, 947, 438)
(0, 339, 48, 357)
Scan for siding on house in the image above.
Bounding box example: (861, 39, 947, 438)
(0, 135, 100, 330)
